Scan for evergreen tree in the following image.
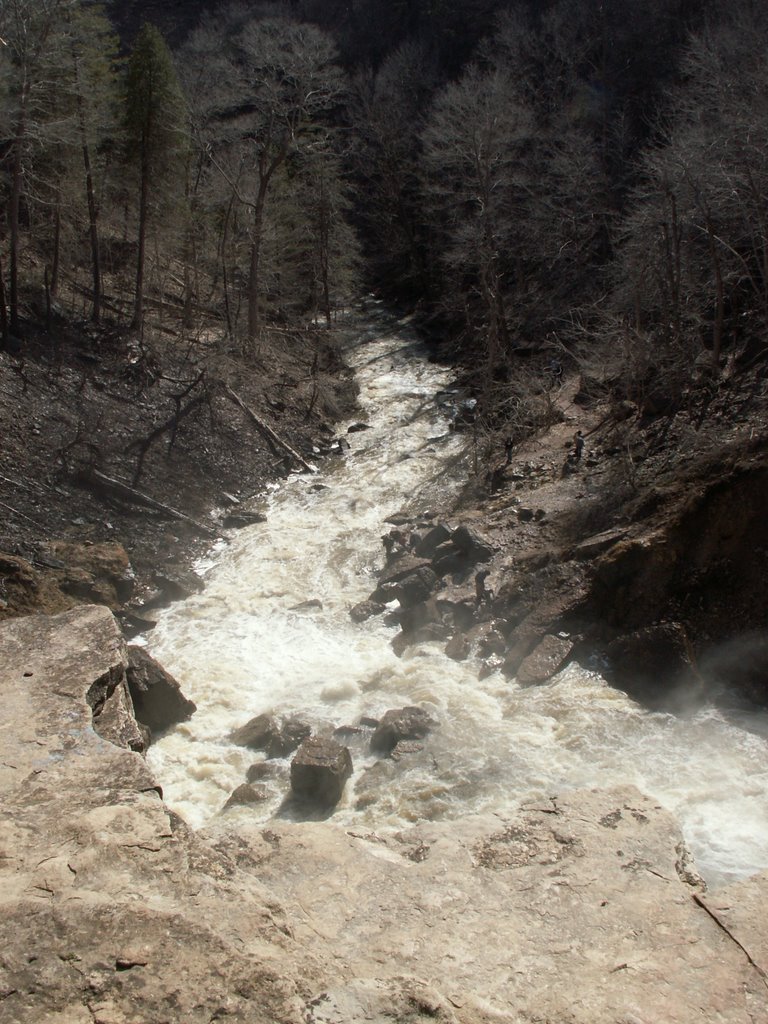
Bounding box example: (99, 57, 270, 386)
(123, 22, 187, 330)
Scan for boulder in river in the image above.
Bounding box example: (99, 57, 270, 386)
(371, 706, 437, 755)
(230, 712, 312, 758)
(350, 599, 386, 623)
(516, 634, 574, 686)
(125, 645, 197, 735)
(223, 782, 271, 811)
(290, 737, 353, 807)
(606, 621, 699, 707)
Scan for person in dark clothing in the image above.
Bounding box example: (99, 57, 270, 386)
(504, 437, 513, 464)
(574, 430, 585, 461)
(475, 569, 491, 607)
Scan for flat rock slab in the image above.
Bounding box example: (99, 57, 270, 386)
(229, 790, 768, 1024)
(0, 607, 314, 1024)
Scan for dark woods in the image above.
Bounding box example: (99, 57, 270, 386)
(1, 0, 766, 421)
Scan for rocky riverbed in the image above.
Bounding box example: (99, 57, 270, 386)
(1, 605, 767, 1024)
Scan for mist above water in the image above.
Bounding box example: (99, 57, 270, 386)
(146, 312, 768, 888)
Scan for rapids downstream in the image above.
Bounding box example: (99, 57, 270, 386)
(147, 311, 768, 888)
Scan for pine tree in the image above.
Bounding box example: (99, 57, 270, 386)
(123, 22, 187, 331)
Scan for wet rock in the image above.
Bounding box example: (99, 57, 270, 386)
(413, 524, 452, 559)
(397, 597, 442, 635)
(350, 599, 386, 623)
(445, 632, 470, 661)
(231, 713, 312, 758)
(476, 625, 507, 658)
(606, 621, 697, 707)
(230, 712, 277, 750)
(222, 511, 268, 529)
(371, 706, 438, 755)
(290, 737, 353, 807)
(125, 645, 197, 735)
(392, 566, 439, 608)
(392, 622, 450, 656)
(290, 598, 323, 612)
(223, 783, 271, 810)
(700, 632, 768, 706)
(139, 567, 204, 610)
(516, 634, 574, 686)
(478, 653, 505, 680)
(267, 716, 313, 758)
(245, 761, 283, 784)
(391, 740, 424, 761)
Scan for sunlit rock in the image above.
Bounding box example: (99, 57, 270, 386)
(290, 737, 353, 807)
(516, 634, 574, 686)
(370, 706, 437, 755)
(223, 782, 271, 811)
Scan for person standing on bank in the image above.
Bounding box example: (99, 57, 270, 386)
(574, 430, 585, 461)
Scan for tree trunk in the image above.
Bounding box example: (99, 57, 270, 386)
(247, 180, 269, 348)
(9, 96, 28, 336)
(77, 96, 102, 322)
(50, 202, 61, 298)
(132, 147, 150, 330)
(0, 251, 8, 345)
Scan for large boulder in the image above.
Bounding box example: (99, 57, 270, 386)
(516, 634, 574, 686)
(392, 566, 439, 608)
(606, 621, 698, 707)
(230, 713, 311, 758)
(396, 597, 442, 635)
(370, 706, 437, 755)
(451, 525, 494, 564)
(222, 782, 271, 811)
(413, 523, 452, 559)
(126, 645, 196, 735)
(290, 737, 353, 807)
(349, 599, 386, 623)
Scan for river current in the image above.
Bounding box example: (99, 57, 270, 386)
(146, 311, 768, 888)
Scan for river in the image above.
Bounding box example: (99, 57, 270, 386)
(146, 309, 768, 888)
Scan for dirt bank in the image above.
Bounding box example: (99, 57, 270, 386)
(0, 314, 358, 632)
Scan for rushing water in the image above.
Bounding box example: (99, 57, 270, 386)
(146, 310, 768, 888)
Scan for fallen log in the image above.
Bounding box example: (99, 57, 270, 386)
(217, 381, 315, 474)
(77, 468, 218, 537)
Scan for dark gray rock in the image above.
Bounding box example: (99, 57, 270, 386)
(230, 713, 311, 758)
(125, 646, 196, 735)
(371, 706, 437, 755)
(230, 712, 278, 750)
(350, 599, 386, 623)
(397, 597, 442, 635)
(223, 783, 271, 810)
(290, 737, 353, 807)
(516, 634, 574, 686)
(223, 511, 268, 529)
(445, 633, 470, 661)
(607, 622, 698, 708)
(451, 525, 494, 563)
(393, 566, 439, 608)
(413, 524, 452, 559)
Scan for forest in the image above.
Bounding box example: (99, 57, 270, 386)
(2, 0, 767, 435)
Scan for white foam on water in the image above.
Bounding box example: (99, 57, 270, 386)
(146, 317, 768, 887)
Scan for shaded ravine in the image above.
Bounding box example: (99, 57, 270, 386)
(146, 311, 768, 887)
